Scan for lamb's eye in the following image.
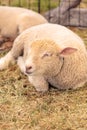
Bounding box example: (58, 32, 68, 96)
(41, 52, 52, 59)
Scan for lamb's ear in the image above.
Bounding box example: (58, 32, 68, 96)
(59, 47, 77, 57)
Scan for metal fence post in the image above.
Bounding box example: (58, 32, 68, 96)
(38, 0, 41, 13)
(18, 0, 21, 7)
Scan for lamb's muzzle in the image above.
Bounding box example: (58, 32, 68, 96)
(25, 66, 33, 75)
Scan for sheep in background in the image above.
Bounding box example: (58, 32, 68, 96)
(0, 23, 87, 92)
(0, 6, 47, 45)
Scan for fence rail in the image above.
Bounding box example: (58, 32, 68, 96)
(0, 0, 87, 28)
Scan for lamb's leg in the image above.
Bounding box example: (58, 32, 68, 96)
(0, 51, 16, 70)
(0, 37, 24, 70)
(17, 56, 26, 74)
(28, 76, 49, 92)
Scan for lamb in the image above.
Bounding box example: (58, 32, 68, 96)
(0, 23, 87, 92)
(0, 6, 47, 44)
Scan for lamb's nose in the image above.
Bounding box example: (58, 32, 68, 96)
(26, 66, 32, 74)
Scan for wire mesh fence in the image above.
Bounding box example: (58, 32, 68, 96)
(0, 0, 87, 27)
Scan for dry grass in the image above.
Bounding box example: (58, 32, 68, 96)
(0, 28, 87, 130)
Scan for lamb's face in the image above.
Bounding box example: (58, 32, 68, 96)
(24, 40, 62, 76)
(24, 39, 77, 76)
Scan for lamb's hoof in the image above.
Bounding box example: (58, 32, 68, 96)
(35, 87, 49, 93)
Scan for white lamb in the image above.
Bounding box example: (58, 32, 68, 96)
(0, 6, 47, 44)
(0, 23, 87, 92)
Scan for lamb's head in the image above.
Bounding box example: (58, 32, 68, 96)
(24, 39, 77, 77)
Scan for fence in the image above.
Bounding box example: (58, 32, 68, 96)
(0, 0, 87, 27)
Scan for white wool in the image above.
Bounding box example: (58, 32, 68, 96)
(0, 6, 47, 40)
(0, 23, 87, 92)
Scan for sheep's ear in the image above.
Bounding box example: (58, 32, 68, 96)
(59, 47, 77, 57)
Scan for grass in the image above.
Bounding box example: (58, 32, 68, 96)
(0, 28, 87, 130)
(0, 0, 60, 13)
(0, 0, 87, 13)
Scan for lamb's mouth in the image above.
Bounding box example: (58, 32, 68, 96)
(25, 71, 33, 75)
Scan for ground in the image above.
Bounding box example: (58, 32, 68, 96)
(0, 28, 87, 130)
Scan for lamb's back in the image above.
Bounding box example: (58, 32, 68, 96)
(20, 23, 86, 51)
(0, 6, 47, 38)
